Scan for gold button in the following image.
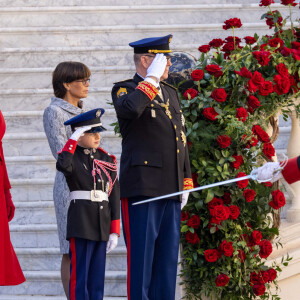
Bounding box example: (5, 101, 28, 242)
(177, 149, 180, 154)
(151, 104, 154, 107)
(174, 125, 177, 129)
(176, 137, 179, 141)
(180, 110, 182, 113)
(144, 161, 148, 165)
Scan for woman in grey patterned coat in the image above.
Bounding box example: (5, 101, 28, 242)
(43, 62, 91, 299)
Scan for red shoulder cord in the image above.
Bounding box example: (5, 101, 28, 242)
(92, 155, 118, 196)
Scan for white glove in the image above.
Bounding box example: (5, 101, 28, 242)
(181, 192, 190, 210)
(70, 125, 92, 141)
(106, 233, 118, 253)
(146, 53, 167, 82)
(255, 162, 282, 183)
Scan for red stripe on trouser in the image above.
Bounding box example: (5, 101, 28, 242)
(70, 238, 77, 300)
(121, 198, 131, 300)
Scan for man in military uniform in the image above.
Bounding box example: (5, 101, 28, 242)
(111, 34, 193, 300)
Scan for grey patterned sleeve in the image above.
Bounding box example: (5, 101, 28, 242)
(43, 106, 69, 160)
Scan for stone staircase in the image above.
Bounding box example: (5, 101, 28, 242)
(0, 0, 297, 299)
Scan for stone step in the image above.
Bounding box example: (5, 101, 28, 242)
(0, 88, 114, 112)
(9, 224, 126, 248)
(14, 246, 127, 271)
(0, 0, 263, 7)
(0, 66, 134, 89)
(0, 270, 126, 296)
(3, 131, 122, 157)
(0, 44, 199, 68)
(3, 109, 118, 133)
(0, 296, 128, 299)
(0, 23, 275, 48)
(0, 4, 289, 28)
(12, 201, 56, 225)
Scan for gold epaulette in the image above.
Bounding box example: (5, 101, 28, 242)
(161, 81, 177, 90)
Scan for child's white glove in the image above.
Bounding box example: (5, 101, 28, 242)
(106, 233, 118, 253)
(146, 53, 167, 81)
(181, 192, 190, 210)
(70, 125, 92, 141)
(255, 162, 282, 183)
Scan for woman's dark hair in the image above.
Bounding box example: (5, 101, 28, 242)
(52, 61, 91, 99)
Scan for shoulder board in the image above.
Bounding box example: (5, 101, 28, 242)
(113, 78, 133, 85)
(97, 147, 117, 163)
(161, 81, 177, 90)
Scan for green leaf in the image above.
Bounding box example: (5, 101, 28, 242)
(205, 190, 214, 203)
(181, 225, 189, 233)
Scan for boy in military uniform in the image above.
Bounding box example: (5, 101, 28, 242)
(56, 108, 120, 300)
(111, 35, 193, 300)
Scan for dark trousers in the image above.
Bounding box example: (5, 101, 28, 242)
(69, 237, 107, 300)
(121, 197, 181, 300)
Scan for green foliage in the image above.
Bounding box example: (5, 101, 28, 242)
(179, 3, 299, 300)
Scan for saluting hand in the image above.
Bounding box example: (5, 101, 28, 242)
(70, 125, 93, 141)
(146, 53, 167, 82)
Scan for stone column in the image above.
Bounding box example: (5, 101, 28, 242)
(286, 107, 300, 222)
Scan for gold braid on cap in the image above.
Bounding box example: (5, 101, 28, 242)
(148, 50, 172, 53)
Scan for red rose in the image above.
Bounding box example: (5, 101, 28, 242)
(186, 231, 200, 244)
(238, 249, 246, 262)
(198, 45, 211, 53)
(281, 0, 297, 6)
(251, 71, 265, 86)
(259, 239, 273, 258)
(258, 81, 273, 96)
(265, 11, 283, 29)
(223, 18, 242, 30)
(263, 181, 272, 187)
(234, 67, 252, 78)
(203, 107, 218, 121)
(215, 274, 230, 287)
(223, 192, 231, 204)
(191, 69, 204, 81)
(236, 172, 249, 189)
(225, 36, 241, 44)
(273, 74, 291, 95)
(269, 189, 286, 209)
(247, 80, 258, 93)
(269, 37, 284, 49)
(253, 284, 266, 296)
(209, 38, 224, 48)
(266, 268, 277, 282)
(252, 125, 270, 142)
(210, 205, 230, 222)
(231, 154, 244, 169)
(229, 205, 240, 220)
(222, 42, 235, 53)
(204, 249, 219, 262)
(253, 51, 272, 66)
(262, 142, 275, 159)
(243, 189, 256, 202)
(276, 63, 289, 78)
(217, 135, 231, 148)
(208, 197, 224, 210)
(187, 215, 201, 229)
(292, 49, 300, 61)
(292, 41, 300, 50)
(252, 230, 262, 245)
(181, 211, 189, 222)
(247, 95, 261, 109)
(211, 88, 227, 102)
(251, 271, 269, 285)
(219, 240, 234, 257)
(184, 88, 198, 100)
(259, 0, 274, 6)
(192, 173, 199, 188)
(205, 64, 223, 78)
(244, 36, 257, 45)
(236, 107, 247, 122)
(281, 46, 292, 57)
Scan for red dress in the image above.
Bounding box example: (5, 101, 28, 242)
(0, 110, 25, 285)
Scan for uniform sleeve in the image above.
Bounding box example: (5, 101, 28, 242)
(43, 106, 70, 160)
(112, 81, 159, 119)
(281, 156, 300, 184)
(56, 139, 77, 177)
(108, 173, 120, 236)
